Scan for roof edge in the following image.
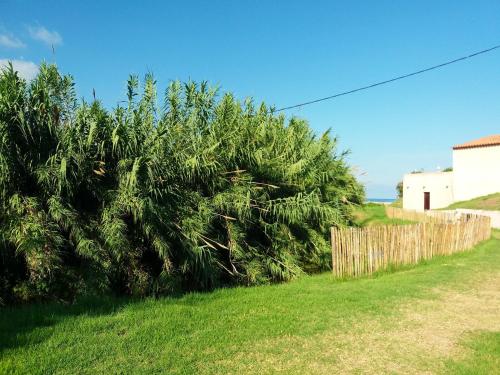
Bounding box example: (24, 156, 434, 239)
(453, 142, 500, 150)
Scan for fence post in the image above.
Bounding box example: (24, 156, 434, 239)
(331, 227, 336, 277)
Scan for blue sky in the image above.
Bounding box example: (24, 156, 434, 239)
(1, 1, 499, 198)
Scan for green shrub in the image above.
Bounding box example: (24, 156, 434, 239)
(0, 63, 364, 303)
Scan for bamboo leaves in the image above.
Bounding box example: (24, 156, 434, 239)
(0, 63, 364, 303)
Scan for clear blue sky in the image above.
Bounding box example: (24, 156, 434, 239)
(1, 1, 499, 198)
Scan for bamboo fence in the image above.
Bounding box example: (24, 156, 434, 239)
(385, 206, 458, 223)
(331, 212, 491, 278)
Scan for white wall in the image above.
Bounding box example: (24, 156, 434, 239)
(403, 172, 454, 211)
(453, 145, 500, 202)
(456, 209, 500, 229)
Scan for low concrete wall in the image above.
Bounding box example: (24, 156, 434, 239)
(455, 209, 500, 229)
(439, 209, 500, 229)
(389, 207, 500, 229)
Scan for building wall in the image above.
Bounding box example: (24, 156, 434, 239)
(403, 172, 454, 211)
(453, 145, 500, 202)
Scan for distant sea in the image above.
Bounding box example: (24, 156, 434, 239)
(367, 198, 396, 203)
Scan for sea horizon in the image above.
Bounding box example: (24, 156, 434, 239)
(367, 198, 396, 203)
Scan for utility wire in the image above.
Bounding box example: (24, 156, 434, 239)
(275, 44, 500, 112)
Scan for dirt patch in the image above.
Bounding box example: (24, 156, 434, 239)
(213, 274, 500, 374)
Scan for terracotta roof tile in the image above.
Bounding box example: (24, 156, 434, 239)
(453, 134, 500, 150)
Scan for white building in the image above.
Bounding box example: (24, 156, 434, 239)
(403, 135, 500, 211)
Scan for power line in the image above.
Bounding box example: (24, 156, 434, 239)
(275, 44, 500, 112)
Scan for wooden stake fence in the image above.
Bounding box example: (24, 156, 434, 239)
(331, 212, 491, 278)
(385, 206, 459, 223)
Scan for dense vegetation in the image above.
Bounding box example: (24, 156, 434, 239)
(0, 63, 364, 303)
(396, 180, 403, 199)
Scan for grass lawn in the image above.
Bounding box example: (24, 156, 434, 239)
(1, 232, 499, 374)
(445, 192, 500, 211)
(390, 198, 402, 208)
(353, 203, 413, 226)
(446, 331, 500, 374)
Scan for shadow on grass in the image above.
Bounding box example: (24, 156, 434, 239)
(0, 295, 138, 353)
(0, 284, 274, 353)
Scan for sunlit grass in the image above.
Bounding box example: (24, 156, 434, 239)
(353, 203, 414, 226)
(445, 193, 500, 211)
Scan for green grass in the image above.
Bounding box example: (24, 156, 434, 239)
(1, 233, 499, 374)
(390, 198, 402, 208)
(445, 331, 500, 374)
(353, 203, 413, 226)
(445, 192, 500, 211)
